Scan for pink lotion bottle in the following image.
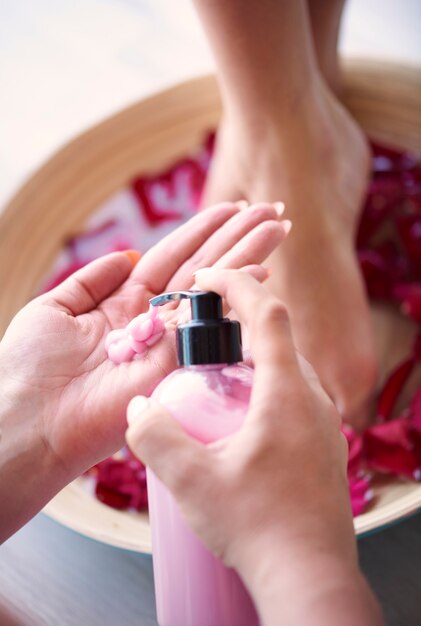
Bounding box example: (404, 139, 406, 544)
(148, 290, 259, 626)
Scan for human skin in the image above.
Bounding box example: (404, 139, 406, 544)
(126, 267, 384, 626)
(308, 0, 346, 93)
(0, 201, 289, 543)
(193, 0, 377, 427)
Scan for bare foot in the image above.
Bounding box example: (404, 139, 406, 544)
(202, 81, 377, 426)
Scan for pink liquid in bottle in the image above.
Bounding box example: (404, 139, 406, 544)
(149, 363, 259, 626)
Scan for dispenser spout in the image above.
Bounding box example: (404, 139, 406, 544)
(150, 291, 223, 321)
(149, 290, 241, 366)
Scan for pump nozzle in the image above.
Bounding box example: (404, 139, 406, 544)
(150, 291, 223, 321)
(149, 290, 242, 366)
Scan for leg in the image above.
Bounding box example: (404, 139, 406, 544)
(308, 0, 346, 93)
(193, 0, 377, 425)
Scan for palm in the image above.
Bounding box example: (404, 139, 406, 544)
(1, 202, 284, 477)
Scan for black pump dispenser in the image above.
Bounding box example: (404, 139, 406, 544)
(149, 291, 243, 366)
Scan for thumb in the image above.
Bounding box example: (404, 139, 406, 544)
(46, 250, 141, 316)
(126, 396, 209, 494)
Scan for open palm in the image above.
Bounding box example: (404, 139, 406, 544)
(0, 202, 286, 482)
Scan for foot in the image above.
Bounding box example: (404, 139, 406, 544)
(202, 81, 378, 426)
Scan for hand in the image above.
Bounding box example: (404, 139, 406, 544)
(0, 203, 287, 486)
(126, 266, 352, 567)
(126, 267, 383, 626)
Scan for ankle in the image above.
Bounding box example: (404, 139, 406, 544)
(222, 93, 338, 190)
(222, 69, 324, 136)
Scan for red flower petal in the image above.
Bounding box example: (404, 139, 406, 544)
(89, 454, 148, 511)
(95, 483, 132, 510)
(414, 333, 421, 361)
(359, 250, 392, 298)
(395, 213, 421, 273)
(408, 388, 421, 445)
(364, 417, 421, 480)
(359, 242, 408, 299)
(376, 357, 415, 421)
(394, 284, 421, 323)
(132, 159, 206, 226)
(66, 137, 419, 515)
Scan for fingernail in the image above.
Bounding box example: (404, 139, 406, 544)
(125, 250, 142, 266)
(193, 267, 212, 277)
(235, 200, 249, 210)
(274, 202, 285, 218)
(281, 219, 292, 235)
(127, 396, 150, 426)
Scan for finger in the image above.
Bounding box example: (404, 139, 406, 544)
(126, 397, 209, 494)
(145, 262, 270, 323)
(44, 251, 140, 316)
(296, 352, 322, 386)
(213, 219, 291, 271)
(173, 264, 270, 326)
(131, 202, 240, 293)
(194, 268, 300, 378)
(212, 264, 270, 317)
(195, 268, 301, 423)
(238, 264, 270, 283)
(165, 203, 284, 290)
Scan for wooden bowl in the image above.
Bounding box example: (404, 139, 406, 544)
(1, 61, 420, 552)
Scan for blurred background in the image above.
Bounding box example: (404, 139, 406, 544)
(1, 0, 420, 207)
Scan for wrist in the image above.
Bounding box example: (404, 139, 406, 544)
(236, 537, 381, 626)
(0, 375, 69, 542)
(231, 533, 383, 626)
(236, 531, 355, 591)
